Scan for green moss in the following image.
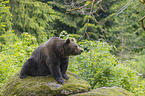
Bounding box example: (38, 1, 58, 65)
(70, 86, 134, 96)
(2, 71, 91, 96)
(0, 90, 2, 96)
(1, 72, 134, 96)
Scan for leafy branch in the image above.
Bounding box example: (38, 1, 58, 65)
(76, 0, 106, 40)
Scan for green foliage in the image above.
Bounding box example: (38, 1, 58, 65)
(47, 0, 105, 40)
(0, 0, 12, 50)
(69, 40, 145, 95)
(0, 30, 144, 95)
(0, 31, 38, 88)
(0, 0, 12, 33)
(10, 0, 57, 42)
(6, 0, 145, 56)
(1, 0, 145, 95)
(59, 30, 69, 40)
(3, 0, 145, 54)
(112, 64, 145, 95)
(10, 0, 81, 42)
(101, 0, 145, 59)
(127, 50, 145, 78)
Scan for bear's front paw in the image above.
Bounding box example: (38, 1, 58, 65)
(62, 74, 69, 80)
(56, 78, 64, 84)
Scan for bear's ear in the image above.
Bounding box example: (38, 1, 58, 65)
(66, 39, 70, 44)
(70, 38, 75, 42)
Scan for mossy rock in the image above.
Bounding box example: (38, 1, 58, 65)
(71, 86, 134, 96)
(2, 71, 91, 96)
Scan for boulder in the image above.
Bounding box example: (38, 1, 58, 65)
(2, 71, 91, 96)
(71, 86, 134, 96)
(2, 72, 134, 96)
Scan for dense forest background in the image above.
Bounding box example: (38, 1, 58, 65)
(0, 0, 145, 95)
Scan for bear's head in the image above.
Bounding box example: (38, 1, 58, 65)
(64, 38, 83, 56)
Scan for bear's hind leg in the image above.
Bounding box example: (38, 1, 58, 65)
(19, 73, 27, 79)
(19, 60, 29, 79)
(19, 58, 37, 79)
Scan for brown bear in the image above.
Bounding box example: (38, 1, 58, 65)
(19, 37, 83, 83)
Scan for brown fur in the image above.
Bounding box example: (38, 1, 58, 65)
(19, 37, 83, 83)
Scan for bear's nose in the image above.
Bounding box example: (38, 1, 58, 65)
(81, 49, 83, 52)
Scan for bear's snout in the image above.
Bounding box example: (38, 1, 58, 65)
(80, 49, 83, 53)
(78, 48, 83, 54)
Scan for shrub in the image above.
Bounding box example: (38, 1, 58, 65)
(69, 40, 145, 95)
(1, 31, 145, 95)
(0, 31, 38, 88)
(131, 50, 145, 77)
